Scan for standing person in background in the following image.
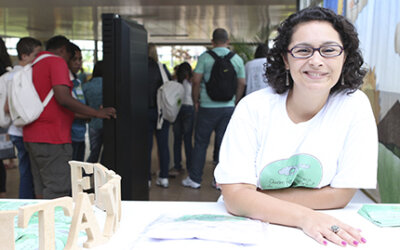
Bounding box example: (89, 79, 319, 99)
(7, 37, 42, 199)
(77, 67, 87, 84)
(0, 37, 11, 75)
(147, 43, 172, 188)
(68, 43, 88, 161)
(170, 62, 194, 176)
(83, 61, 104, 163)
(0, 37, 12, 198)
(23, 35, 116, 199)
(182, 28, 246, 189)
(215, 7, 377, 247)
(245, 43, 269, 95)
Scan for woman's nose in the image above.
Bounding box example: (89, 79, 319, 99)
(308, 51, 324, 67)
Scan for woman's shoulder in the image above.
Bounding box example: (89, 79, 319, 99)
(327, 89, 374, 120)
(330, 89, 370, 107)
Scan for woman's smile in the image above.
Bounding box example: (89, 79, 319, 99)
(303, 70, 329, 80)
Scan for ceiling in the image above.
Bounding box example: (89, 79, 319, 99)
(0, 0, 297, 44)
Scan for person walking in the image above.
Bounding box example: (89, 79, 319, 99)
(182, 28, 246, 189)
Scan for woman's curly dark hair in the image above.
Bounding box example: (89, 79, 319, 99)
(266, 7, 366, 94)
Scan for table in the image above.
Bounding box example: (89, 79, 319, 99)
(2, 191, 399, 250)
(93, 200, 400, 250)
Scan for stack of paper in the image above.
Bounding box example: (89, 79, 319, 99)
(358, 204, 400, 227)
(131, 213, 269, 249)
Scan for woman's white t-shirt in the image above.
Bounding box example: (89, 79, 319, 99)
(214, 88, 378, 189)
(182, 79, 193, 106)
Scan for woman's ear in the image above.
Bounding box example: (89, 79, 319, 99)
(281, 53, 289, 70)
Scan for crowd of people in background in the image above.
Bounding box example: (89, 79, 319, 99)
(0, 28, 271, 198)
(0, 35, 115, 199)
(148, 28, 270, 189)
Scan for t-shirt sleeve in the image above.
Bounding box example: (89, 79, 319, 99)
(194, 53, 206, 74)
(234, 55, 245, 79)
(330, 92, 378, 189)
(50, 58, 72, 88)
(214, 98, 259, 186)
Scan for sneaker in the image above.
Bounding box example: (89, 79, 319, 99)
(182, 176, 201, 189)
(156, 177, 169, 188)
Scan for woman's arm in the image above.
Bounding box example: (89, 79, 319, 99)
(260, 186, 356, 209)
(221, 183, 363, 247)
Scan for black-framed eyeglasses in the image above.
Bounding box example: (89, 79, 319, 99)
(287, 44, 344, 59)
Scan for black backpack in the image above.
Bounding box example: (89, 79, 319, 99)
(205, 50, 237, 101)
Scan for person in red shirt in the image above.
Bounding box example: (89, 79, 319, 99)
(23, 35, 116, 199)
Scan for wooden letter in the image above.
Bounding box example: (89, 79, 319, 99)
(64, 192, 107, 249)
(99, 175, 122, 238)
(69, 161, 94, 204)
(18, 197, 73, 250)
(0, 210, 18, 250)
(93, 163, 115, 211)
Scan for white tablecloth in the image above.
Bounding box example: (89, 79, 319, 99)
(93, 199, 400, 250)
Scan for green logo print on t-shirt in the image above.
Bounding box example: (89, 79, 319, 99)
(259, 154, 322, 189)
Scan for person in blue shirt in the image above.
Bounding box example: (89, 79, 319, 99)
(82, 61, 104, 163)
(68, 43, 88, 161)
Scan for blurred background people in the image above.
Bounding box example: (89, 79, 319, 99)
(8, 37, 42, 199)
(83, 60, 104, 163)
(68, 42, 88, 161)
(170, 62, 194, 176)
(0, 36, 12, 198)
(147, 43, 171, 188)
(245, 43, 269, 95)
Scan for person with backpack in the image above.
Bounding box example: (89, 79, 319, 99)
(182, 28, 245, 189)
(7, 37, 42, 199)
(147, 43, 172, 188)
(23, 35, 116, 199)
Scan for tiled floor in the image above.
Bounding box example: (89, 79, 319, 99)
(4, 135, 221, 202)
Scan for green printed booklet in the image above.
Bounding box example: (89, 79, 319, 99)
(358, 204, 400, 227)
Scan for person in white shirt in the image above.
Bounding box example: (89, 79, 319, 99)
(7, 37, 42, 198)
(214, 7, 377, 247)
(245, 43, 269, 95)
(170, 62, 194, 176)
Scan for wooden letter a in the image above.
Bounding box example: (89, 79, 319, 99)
(64, 192, 107, 249)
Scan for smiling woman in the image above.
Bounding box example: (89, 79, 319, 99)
(214, 7, 378, 248)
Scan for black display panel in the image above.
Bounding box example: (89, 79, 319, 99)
(102, 13, 149, 200)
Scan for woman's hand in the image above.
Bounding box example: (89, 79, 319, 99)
(300, 209, 366, 247)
